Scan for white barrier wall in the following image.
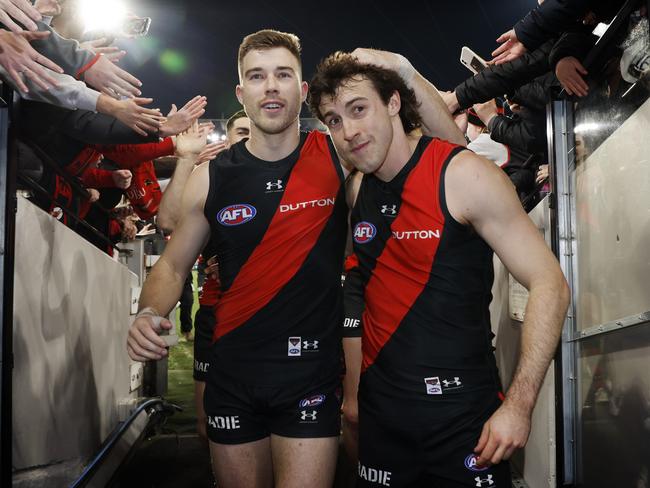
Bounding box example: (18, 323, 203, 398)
(12, 197, 137, 469)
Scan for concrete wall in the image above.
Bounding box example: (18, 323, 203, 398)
(12, 197, 138, 470)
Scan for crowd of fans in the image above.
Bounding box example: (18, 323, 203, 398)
(0, 0, 220, 254)
(1, 0, 648, 252)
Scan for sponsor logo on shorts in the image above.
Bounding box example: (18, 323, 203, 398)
(353, 221, 377, 244)
(475, 474, 495, 487)
(217, 204, 256, 226)
(358, 462, 392, 486)
(442, 376, 463, 390)
(207, 415, 240, 430)
(343, 317, 360, 328)
(194, 360, 209, 373)
(299, 394, 326, 408)
(464, 454, 489, 472)
(299, 410, 318, 422)
(424, 376, 443, 395)
(302, 340, 319, 351)
(288, 336, 301, 356)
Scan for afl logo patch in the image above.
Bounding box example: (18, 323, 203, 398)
(464, 454, 488, 472)
(353, 221, 377, 244)
(217, 204, 256, 226)
(299, 394, 326, 408)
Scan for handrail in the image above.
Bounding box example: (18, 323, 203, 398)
(16, 137, 131, 254)
(18, 137, 114, 217)
(18, 173, 129, 254)
(69, 398, 181, 488)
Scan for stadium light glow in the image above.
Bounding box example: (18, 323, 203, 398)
(79, 0, 128, 33)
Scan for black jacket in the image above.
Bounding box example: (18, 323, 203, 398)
(488, 107, 547, 155)
(454, 38, 556, 110)
(18, 100, 157, 169)
(549, 28, 599, 68)
(510, 72, 560, 112)
(514, 0, 626, 52)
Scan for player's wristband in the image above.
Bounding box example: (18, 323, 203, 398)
(136, 306, 160, 318)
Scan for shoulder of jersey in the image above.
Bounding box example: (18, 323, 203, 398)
(212, 142, 241, 165)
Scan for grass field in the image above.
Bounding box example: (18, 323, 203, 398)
(165, 271, 201, 433)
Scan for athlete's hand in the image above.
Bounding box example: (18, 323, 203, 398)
(175, 119, 206, 159)
(491, 29, 527, 65)
(127, 310, 173, 361)
(474, 402, 530, 467)
(351, 47, 415, 84)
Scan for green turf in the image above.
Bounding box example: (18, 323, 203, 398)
(166, 270, 201, 431)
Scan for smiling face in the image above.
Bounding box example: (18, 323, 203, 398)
(236, 47, 307, 136)
(319, 77, 401, 175)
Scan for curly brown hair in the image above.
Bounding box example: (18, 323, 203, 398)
(307, 52, 422, 133)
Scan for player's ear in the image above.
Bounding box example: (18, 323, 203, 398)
(388, 90, 401, 117)
(300, 81, 309, 103)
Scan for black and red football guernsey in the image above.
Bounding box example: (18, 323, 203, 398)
(351, 136, 502, 403)
(203, 131, 347, 386)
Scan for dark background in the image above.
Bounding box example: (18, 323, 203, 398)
(114, 0, 537, 119)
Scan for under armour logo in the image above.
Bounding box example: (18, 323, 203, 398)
(300, 410, 317, 421)
(475, 475, 494, 487)
(442, 377, 462, 387)
(381, 204, 397, 215)
(266, 180, 283, 191)
(303, 340, 319, 350)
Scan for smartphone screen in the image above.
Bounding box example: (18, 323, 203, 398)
(470, 56, 486, 73)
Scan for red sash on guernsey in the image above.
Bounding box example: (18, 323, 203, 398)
(361, 140, 458, 372)
(213, 133, 340, 342)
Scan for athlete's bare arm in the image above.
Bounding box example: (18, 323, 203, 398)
(351, 48, 467, 147)
(156, 154, 195, 233)
(158, 123, 219, 232)
(127, 123, 210, 362)
(341, 170, 364, 461)
(445, 150, 570, 466)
